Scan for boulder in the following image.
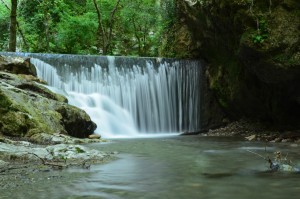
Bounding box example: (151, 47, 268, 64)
(0, 57, 97, 143)
(0, 55, 37, 76)
(88, 134, 101, 139)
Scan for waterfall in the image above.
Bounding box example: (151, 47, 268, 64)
(1, 53, 203, 138)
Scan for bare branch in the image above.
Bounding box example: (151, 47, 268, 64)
(108, 0, 121, 41)
(246, 149, 267, 160)
(93, 0, 107, 51)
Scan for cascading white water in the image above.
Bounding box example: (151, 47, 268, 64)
(16, 53, 202, 138)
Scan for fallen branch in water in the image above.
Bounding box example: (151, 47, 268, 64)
(246, 149, 278, 171)
(246, 149, 267, 160)
(246, 149, 299, 172)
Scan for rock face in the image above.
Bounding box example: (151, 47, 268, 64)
(0, 56, 37, 76)
(0, 56, 97, 143)
(163, 0, 300, 129)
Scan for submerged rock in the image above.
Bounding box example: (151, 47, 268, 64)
(0, 56, 97, 143)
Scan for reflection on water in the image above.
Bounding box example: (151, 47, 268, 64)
(2, 136, 300, 199)
(67, 136, 300, 199)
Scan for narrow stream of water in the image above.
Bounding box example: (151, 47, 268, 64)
(4, 136, 298, 199)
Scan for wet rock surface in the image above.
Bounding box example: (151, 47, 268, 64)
(203, 119, 300, 143)
(0, 135, 114, 190)
(0, 136, 110, 163)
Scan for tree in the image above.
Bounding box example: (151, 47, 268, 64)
(56, 12, 97, 54)
(92, 0, 121, 55)
(0, 1, 9, 50)
(1, 0, 168, 57)
(1, 0, 29, 51)
(117, 0, 162, 56)
(19, 0, 64, 52)
(8, 0, 17, 51)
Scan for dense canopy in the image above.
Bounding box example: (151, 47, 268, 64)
(0, 0, 176, 57)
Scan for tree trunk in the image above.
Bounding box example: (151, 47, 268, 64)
(1, 0, 29, 51)
(92, 0, 120, 55)
(44, 13, 50, 51)
(92, 0, 105, 54)
(8, 0, 17, 52)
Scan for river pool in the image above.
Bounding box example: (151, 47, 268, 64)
(2, 135, 300, 199)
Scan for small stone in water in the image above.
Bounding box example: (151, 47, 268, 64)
(88, 134, 101, 139)
(245, 134, 256, 141)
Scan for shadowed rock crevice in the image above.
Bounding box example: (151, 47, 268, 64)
(56, 106, 97, 138)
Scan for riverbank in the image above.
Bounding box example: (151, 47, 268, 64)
(202, 119, 300, 143)
(0, 134, 116, 190)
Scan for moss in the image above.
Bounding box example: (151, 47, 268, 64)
(208, 54, 243, 111)
(0, 57, 98, 142)
(16, 83, 68, 103)
(75, 147, 85, 154)
(0, 92, 12, 113)
(272, 54, 299, 66)
(0, 112, 31, 136)
(160, 24, 195, 58)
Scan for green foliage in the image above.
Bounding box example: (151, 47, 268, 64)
(0, 0, 176, 57)
(75, 147, 85, 153)
(252, 18, 269, 44)
(160, 0, 177, 30)
(159, 0, 184, 58)
(59, 154, 67, 163)
(0, 3, 9, 50)
(18, 0, 69, 52)
(115, 0, 161, 56)
(56, 12, 97, 54)
(0, 92, 12, 113)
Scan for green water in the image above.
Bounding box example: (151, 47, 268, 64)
(2, 136, 300, 199)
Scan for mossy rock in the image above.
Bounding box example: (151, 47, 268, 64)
(0, 112, 31, 137)
(0, 70, 96, 142)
